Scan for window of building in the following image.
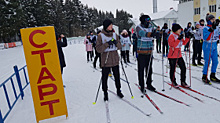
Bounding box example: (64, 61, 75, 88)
(194, 8, 200, 15)
(209, 5, 216, 13)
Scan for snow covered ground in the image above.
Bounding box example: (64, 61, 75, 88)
(1, 39, 220, 123)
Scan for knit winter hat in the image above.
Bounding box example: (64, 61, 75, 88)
(206, 13, 215, 22)
(139, 15, 151, 24)
(196, 22, 200, 26)
(172, 24, 182, 32)
(103, 19, 113, 31)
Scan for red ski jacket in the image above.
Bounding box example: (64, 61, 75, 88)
(168, 32, 190, 59)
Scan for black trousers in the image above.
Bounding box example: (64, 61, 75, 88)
(87, 51, 92, 61)
(121, 50, 130, 63)
(193, 40, 202, 63)
(102, 65, 121, 92)
(168, 57, 186, 83)
(94, 50, 101, 67)
(156, 38, 161, 52)
(162, 39, 168, 55)
(137, 54, 153, 90)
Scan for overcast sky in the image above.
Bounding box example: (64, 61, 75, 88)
(80, 0, 179, 18)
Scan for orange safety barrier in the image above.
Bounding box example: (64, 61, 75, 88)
(8, 42, 16, 48)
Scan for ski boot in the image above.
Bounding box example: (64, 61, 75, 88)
(197, 62, 203, 66)
(210, 73, 220, 82)
(117, 90, 124, 98)
(181, 81, 190, 88)
(192, 62, 197, 66)
(147, 84, 156, 91)
(202, 74, 211, 84)
(172, 81, 179, 88)
(104, 91, 108, 101)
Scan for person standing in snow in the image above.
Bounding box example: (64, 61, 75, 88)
(96, 19, 124, 101)
(89, 31, 95, 58)
(168, 24, 191, 88)
(198, 19, 206, 66)
(155, 26, 162, 53)
(184, 22, 194, 51)
(161, 23, 171, 57)
(132, 33, 138, 57)
(120, 29, 132, 63)
(84, 34, 93, 62)
(57, 34, 68, 74)
(202, 14, 220, 83)
(93, 30, 102, 68)
(192, 22, 203, 66)
(136, 15, 156, 92)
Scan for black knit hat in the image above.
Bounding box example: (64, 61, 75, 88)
(103, 19, 113, 31)
(206, 13, 215, 22)
(172, 24, 182, 32)
(139, 15, 150, 24)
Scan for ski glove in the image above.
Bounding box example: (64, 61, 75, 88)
(107, 40, 114, 46)
(86, 41, 88, 44)
(208, 27, 214, 32)
(178, 34, 184, 40)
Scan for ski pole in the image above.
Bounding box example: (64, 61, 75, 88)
(162, 34, 165, 91)
(120, 57, 134, 99)
(189, 39, 192, 87)
(93, 52, 110, 104)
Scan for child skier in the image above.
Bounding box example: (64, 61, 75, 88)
(120, 29, 132, 63)
(155, 26, 162, 53)
(84, 34, 93, 62)
(161, 23, 170, 57)
(192, 22, 203, 66)
(202, 14, 220, 83)
(184, 22, 194, 51)
(168, 24, 191, 88)
(96, 19, 124, 101)
(136, 15, 156, 92)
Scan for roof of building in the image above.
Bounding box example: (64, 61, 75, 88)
(149, 9, 178, 20)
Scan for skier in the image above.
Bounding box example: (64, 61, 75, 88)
(57, 34, 67, 74)
(184, 22, 194, 51)
(198, 19, 205, 66)
(168, 24, 191, 88)
(192, 22, 203, 66)
(120, 29, 132, 63)
(84, 34, 93, 62)
(155, 26, 162, 53)
(202, 14, 220, 83)
(93, 30, 102, 68)
(132, 33, 138, 57)
(89, 31, 95, 58)
(161, 23, 170, 57)
(136, 15, 156, 92)
(96, 19, 124, 101)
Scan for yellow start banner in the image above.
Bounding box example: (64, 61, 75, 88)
(20, 26, 68, 122)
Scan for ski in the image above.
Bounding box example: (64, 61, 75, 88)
(105, 101, 111, 123)
(135, 83, 163, 114)
(108, 90, 151, 117)
(152, 90, 190, 107)
(179, 85, 220, 102)
(165, 81, 203, 103)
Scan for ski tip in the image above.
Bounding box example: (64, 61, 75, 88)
(160, 112, 164, 114)
(131, 96, 134, 99)
(93, 102, 96, 105)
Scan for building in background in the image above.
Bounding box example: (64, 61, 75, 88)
(149, 9, 178, 29)
(177, 0, 220, 26)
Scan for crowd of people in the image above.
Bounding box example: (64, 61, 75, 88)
(80, 13, 220, 101)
